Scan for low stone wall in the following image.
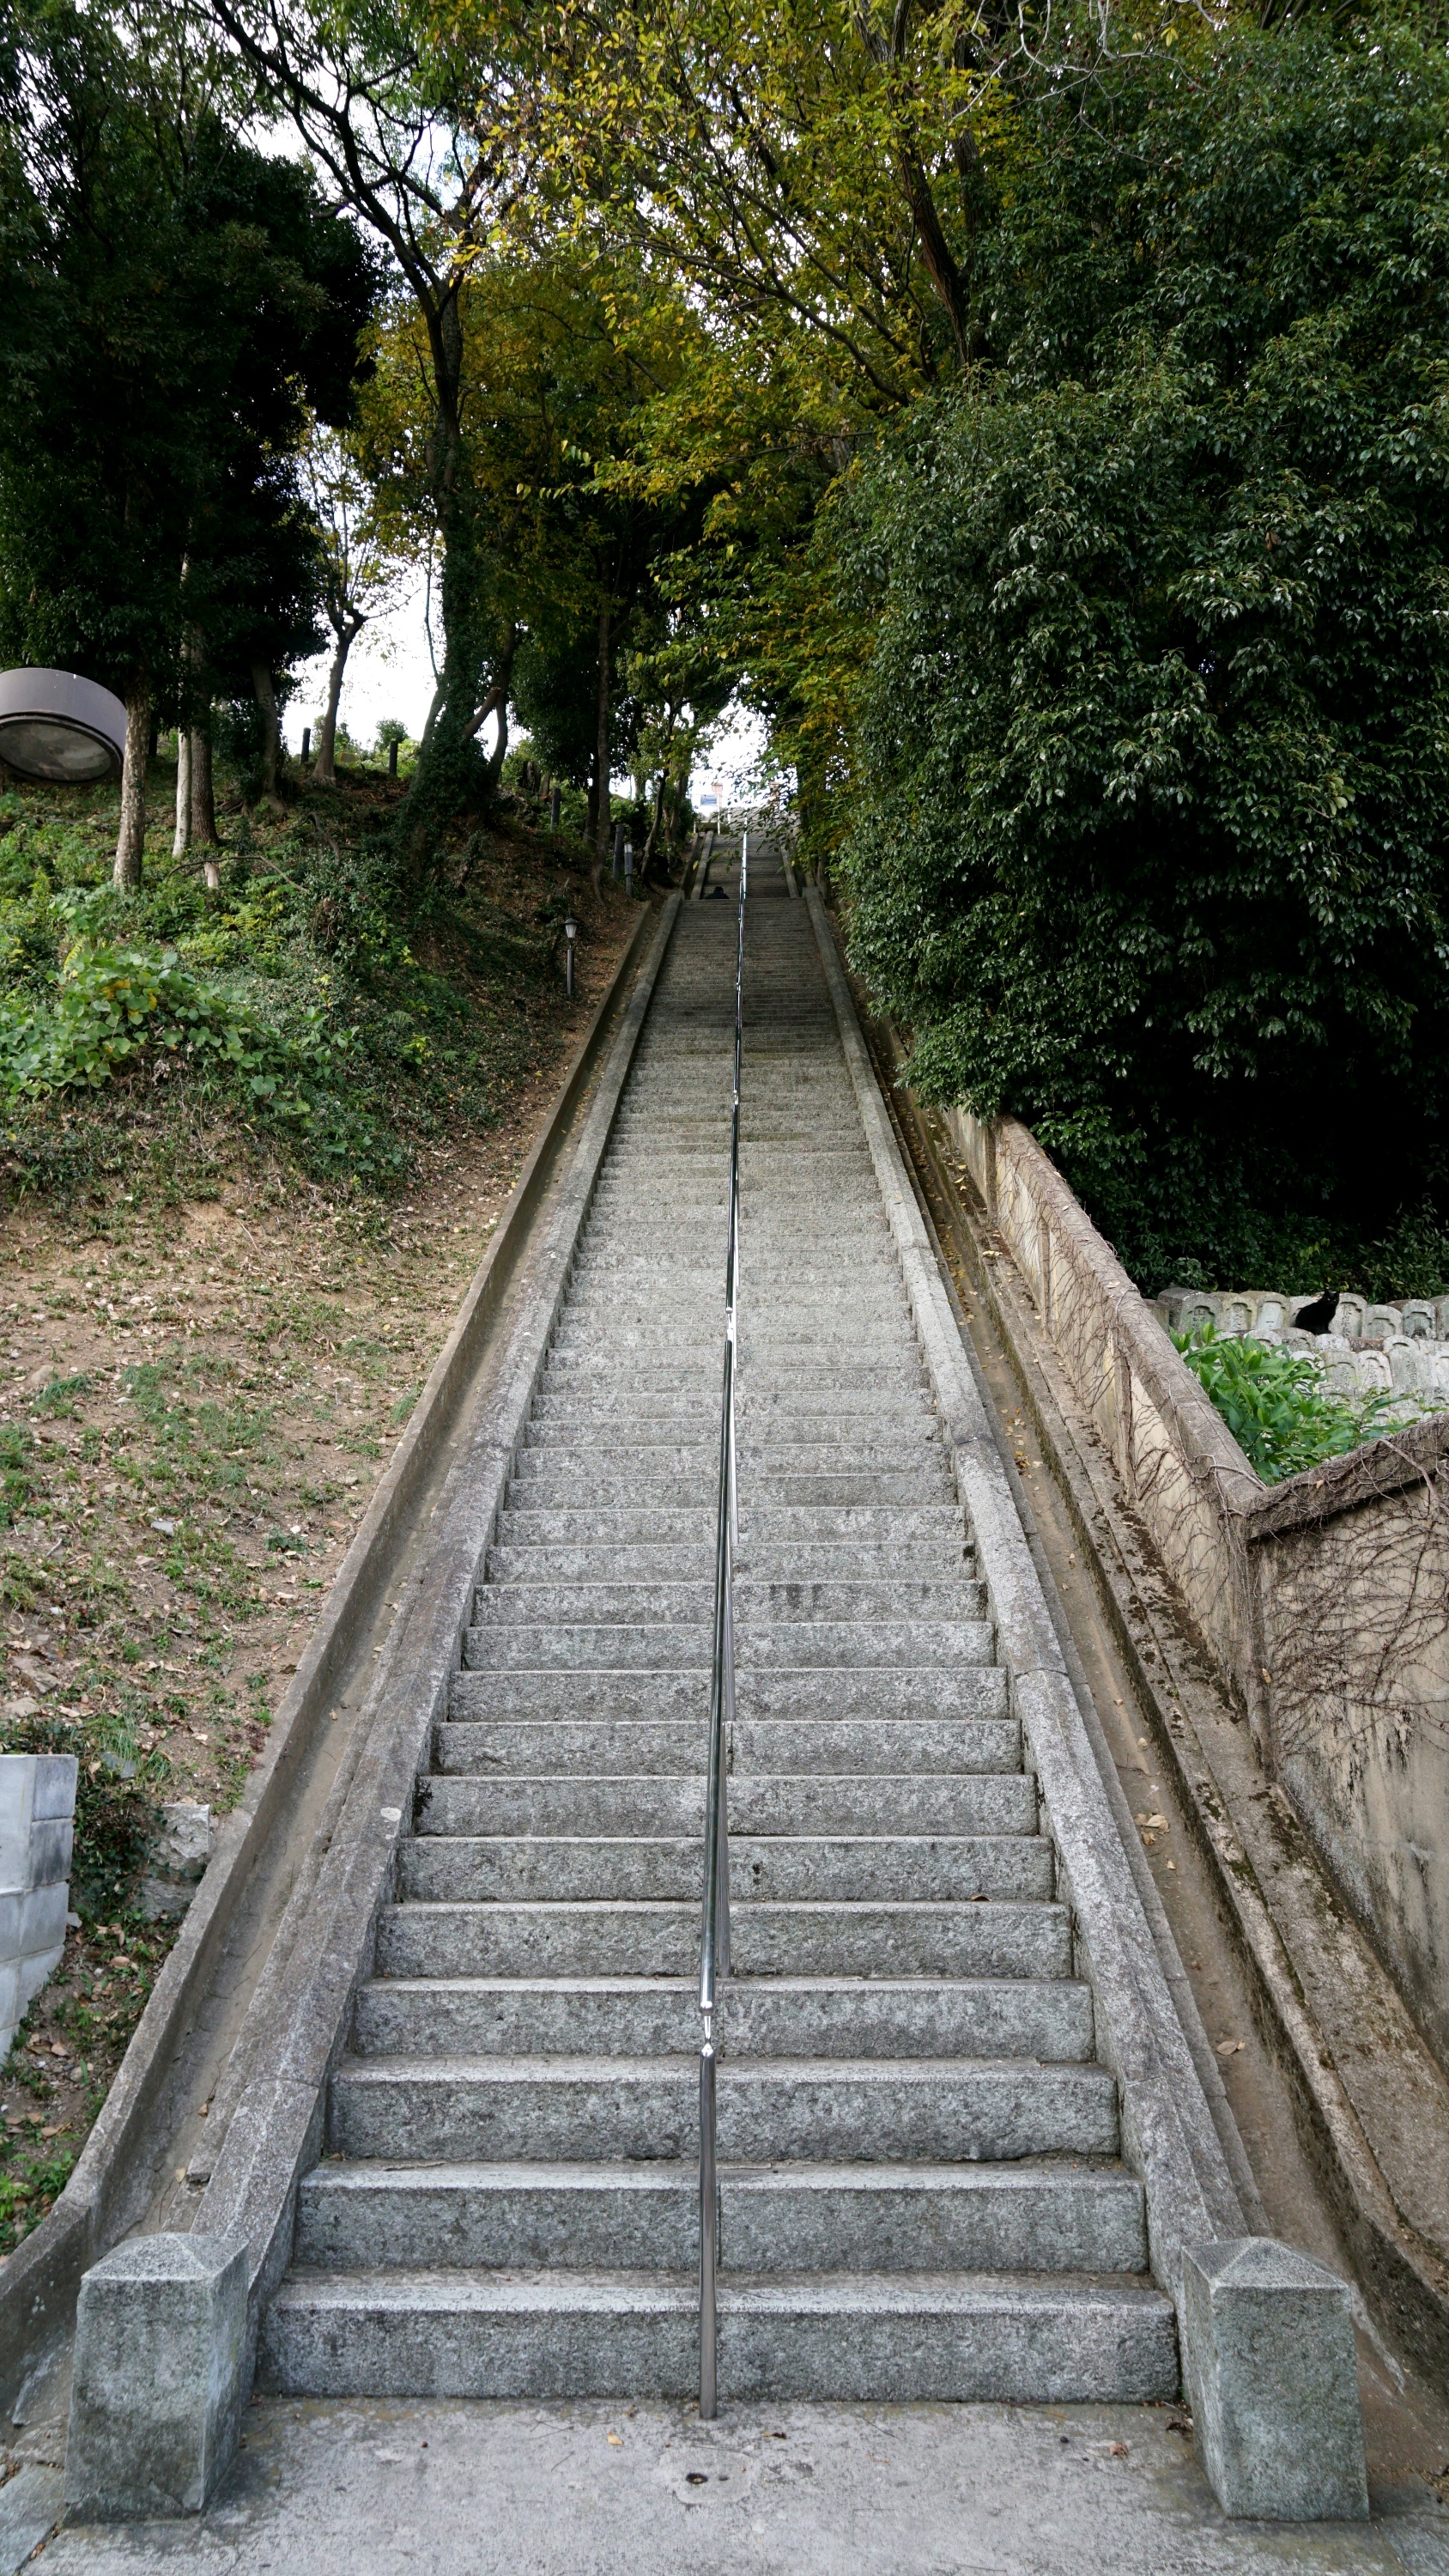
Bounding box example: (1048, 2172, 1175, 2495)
(946, 1107, 1449, 2072)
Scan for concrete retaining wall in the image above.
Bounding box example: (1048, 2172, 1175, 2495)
(946, 1107, 1449, 2073)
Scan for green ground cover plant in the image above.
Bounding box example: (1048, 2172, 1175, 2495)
(0, 1911, 171, 2255)
(0, 755, 577, 1206)
(1173, 1325, 1401, 1485)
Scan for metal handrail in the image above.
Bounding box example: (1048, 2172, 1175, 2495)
(699, 826, 747, 2421)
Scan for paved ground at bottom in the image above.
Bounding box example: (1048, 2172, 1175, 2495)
(33, 2398, 1449, 2576)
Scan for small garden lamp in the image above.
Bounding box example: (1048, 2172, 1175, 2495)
(564, 908, 578, 1000)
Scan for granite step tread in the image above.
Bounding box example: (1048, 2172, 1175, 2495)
(292, 2159, 1148, 2275)
(327, 2054, 1121, 2162)
(468, 1580, 987, 1625)
(396, 1832, 1054, 1905)
(350, 1973, 1094, 2060)
(415, 1775, 1036, 1837)
(258, 2267, 1177, 2408)
(374, 1898, 1074, 1979)
(435, 1713, 1019, 1772)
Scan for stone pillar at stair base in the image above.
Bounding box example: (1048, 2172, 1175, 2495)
(64, 2234, 248, 2521)
(1180, 2238, 1368, 2521)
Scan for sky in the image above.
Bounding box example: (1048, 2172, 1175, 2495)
(281, 563, 772, 808)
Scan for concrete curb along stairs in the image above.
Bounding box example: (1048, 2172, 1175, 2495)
(62, 892, 685, 2523)
(803, 888, 1244, 2287)
(62, 858, 1369, 2527)
(0, 897, 660, 2433)
(804, 887, 1368, 2520)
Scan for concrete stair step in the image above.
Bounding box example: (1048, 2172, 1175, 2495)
(485, 1546, 713, 1583)
(326, 2055, 1119, 2163)
(544, 1351, 926, 1393)
(447, 1664, 1011, 1722)
(435, 1714, 1021, 1776)
(397, 1832, 1054, 1905)
(738, 1388, 934, 1419)
(522, 1419, 939, 1454)
(482, 1544, 974, 1583)
(416, 1773, 1036, 1838)
(558, 1303, 915, 1338)
(468, 1581, 987, 1625)
(293, 2159, 1147, 2275)
(258, 2268, 1176, 2403)
(733, 1544, 973, 1580)
(596, 1156, 876, 1178)
(514, 1437, 942, 1473)
(528, 1391, 935, 1427)
(508, 1468, 955, 1509)
(506, 1473, 956, 1514)
(494, 1504, 967, 1535)
(494, 1509, 717, 1548)
(573, 1249, 894, 1280)
(351, 1974, 1093, 2062)
(374, 1898, 1071, 1980)
(459, 1619, 994, 1673)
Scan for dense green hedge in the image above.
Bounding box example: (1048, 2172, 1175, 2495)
(835, 23, 1449, 1292)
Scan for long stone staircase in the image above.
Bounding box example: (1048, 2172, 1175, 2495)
(259, 846, 1177, 2401)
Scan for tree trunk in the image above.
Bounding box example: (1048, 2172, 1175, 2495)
(173, 726, 191, 860)
(190, 725, 221, 890)
(467, 628, 518, 802)
(252, 659, 282, 805)
(113, 668, 150, 889)
(399, 286, 489, 889)
(482, 694, 509, 798)
(642, 770, 670, 880)
(314, 617, 361, 787)
(591, 596, 611, 895)
(642, 711, 679, 877)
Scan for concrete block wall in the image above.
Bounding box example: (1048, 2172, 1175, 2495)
(946, 1105, 1449, 2075)
(1, 1751, 78, 2059)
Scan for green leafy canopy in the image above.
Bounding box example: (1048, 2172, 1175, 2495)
(829, 22, 1449, 1291)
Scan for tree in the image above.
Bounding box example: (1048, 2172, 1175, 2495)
(828, 21, 1449, 1287)
(202, 0, 543, 866)
(0, 1, 377, 880)
(300, 423, 407, 785)
(358, 246, 718, 879)
(454, 0, 1089, 411)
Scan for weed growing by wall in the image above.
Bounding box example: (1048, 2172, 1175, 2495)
(1174, 1326, 1400, 1485)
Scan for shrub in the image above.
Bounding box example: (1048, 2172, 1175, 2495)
(1173, 1325, 1398, 1485)
(834, 22, 1449, 1292)
(0, 938, 353, 1125)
